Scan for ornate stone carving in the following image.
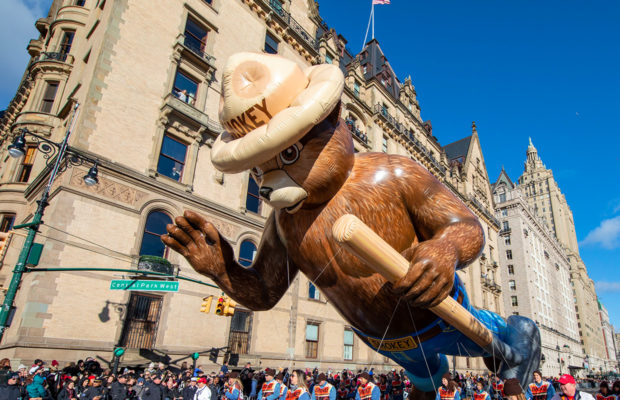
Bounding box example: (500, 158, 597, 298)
(69, 168, 147, 206)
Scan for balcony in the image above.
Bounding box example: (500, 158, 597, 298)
(161, 93, 223, 136)
(373, 104, 444, 172)
(261, 0, 317, 50)
(469, 195, 501, 227)
(35, 18, 49, 36)
(13, 111, 60, 136)
(344, 119, 370, 148)
(499, 228, 512, 236)
(180, 34, 215, 65)
(27, 39, 44, 57)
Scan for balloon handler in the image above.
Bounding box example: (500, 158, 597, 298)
(162, 53, 541, 398)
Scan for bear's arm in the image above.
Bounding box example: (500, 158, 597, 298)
(395, 155, 484, 268)
(215, 212, 299, 311)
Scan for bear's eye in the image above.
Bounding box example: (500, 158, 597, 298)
(279, 145, 299, 165)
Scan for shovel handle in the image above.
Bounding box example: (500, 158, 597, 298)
(332, 214, 493, 348)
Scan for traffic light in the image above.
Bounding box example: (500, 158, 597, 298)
(200, 296, 213, 313)
(223, 297, 236, 316)
(191, 352, 200, 361)
(215, 296, 225, 315)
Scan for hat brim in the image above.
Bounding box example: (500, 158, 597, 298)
(211, 64, 344, 173)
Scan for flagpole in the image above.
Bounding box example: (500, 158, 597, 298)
(371, 1, 375, 39)
(362, 1, 374, 51)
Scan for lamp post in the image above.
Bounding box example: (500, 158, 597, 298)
(0, 103, 99, 342)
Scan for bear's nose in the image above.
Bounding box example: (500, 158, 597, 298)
(259, 186, 273, 201)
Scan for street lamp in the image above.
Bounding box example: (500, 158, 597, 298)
(0, 103, 99, 342)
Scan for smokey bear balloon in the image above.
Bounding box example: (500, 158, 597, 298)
(162, 53, 539, 393)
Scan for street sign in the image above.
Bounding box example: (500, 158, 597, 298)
(110, 280, 179, 292)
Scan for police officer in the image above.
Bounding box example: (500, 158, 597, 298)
(144, 374, 164, 400)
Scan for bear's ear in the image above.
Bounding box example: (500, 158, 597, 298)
(325, 100, 342, 127)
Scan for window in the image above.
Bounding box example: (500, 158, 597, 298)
(382, 136, 388, 153)
(75, 0, 86, 6)
(157, 135, 187, 181)
(0, 214, 15, 233)
(308, 282, 320, 300)
(509, 280, 516, 291)
(245, 176, 261, 214)
(325, 53, 333, 64)
(17, 146, 36, 182)
(343, 329, 354, 360)
(499, 192, 506, 202)
(507, 265, 514, 275)
(39, 81, 59, 113)
(172, 70, 198, 105)
(502, 221, 510, 230)
(184, 17, 208, 57)
(353, 81, 360, 97)
(305, 322, 319, 358)
(264, 32, 278, 54)
(512, 311, 519, 316)
(506, 250, 512, 260)
(139, 211, 173, 258)
(238, 240, 257, 267)
(511, 296, 518, 307)
(120, 293, 163, 349)
(59, 30, 75, 54)
(228, 310, 252, 354)
(502, 209, 508, 216)
(363, 64, 368, 74)
(505, 236, 511, 245)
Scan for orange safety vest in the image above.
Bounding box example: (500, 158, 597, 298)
(286, 388, 308, 400)
(439, 387, 457, 400)
(492, 382, 504, 398)
(224, 384, 243, 400)
(262, 381, 277, 399)
(315, 384, 334, 400)
(474, 391, 489, 400)
(529, 383, 550, 400)
(596, 395, 617, 400)
(358, 383, 377, 400)
(280, 384, 287, 397)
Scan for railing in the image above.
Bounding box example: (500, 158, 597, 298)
(34, 52, 72, 63)
(182, 35, 215, 63)
(499, 228, 512, 235)
(372, 104, 444, 172)
(344, 120, 369, 145)
(228, 331, 250, 354)
(265, 0, 317, 48)
(469, 195, 501, 227)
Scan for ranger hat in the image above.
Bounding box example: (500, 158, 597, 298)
(211, 52, 344, 173)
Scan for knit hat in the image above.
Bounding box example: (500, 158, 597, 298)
(211, 52, 344, 173)
(503, 378, 523, 396)
(264, 368, 275, 377)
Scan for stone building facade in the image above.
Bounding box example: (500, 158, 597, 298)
(0, 0, 503, 373)
(516, 139, 608, 372)
(492, 169, 582, 377)
(598, 302, 618, 374)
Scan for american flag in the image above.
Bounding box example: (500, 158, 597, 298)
(372, 0, 390, 4)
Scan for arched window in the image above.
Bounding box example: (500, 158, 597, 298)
(238, 240, 257, 267)
(139, 211, 173, 258)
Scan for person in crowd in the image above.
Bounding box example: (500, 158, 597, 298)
(473, 380, 490, 400)
(611, 382, 620, 398)
(144, 374, 164, 400)
(526, 371, 555, 400)
(502, 379, 525, 400)
(184, 377, 198, 400)
(551, 374, 594, 400)
(27, 372, 49, 400)
(0, 358, 12, 385)
(491, 377, 505, 400)
(195, 377, 212, 400)
(109, 374, 128, 400)
(436, 373, 460, 400)
(312, 373, 336, 400)
(0, 372, 22, 400)
(595, 382, 615, 400)
(356, 372, 379, 400)
(224, 372, 244, 400)
(287, 370, 310, 400)
(259, 369, 281, 400)
(276, 373, 288, 400)
(58, 379, 79, 400)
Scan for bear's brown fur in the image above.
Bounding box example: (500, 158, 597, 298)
(162, 113, 484, 340)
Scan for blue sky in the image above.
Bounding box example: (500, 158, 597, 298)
(1, 1, 619, 325)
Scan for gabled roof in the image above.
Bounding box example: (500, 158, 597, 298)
(492, 168, 515, 191)
(357, 39, 400, 98)
(443, 135, 472, 161)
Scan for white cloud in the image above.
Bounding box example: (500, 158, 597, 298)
(595, 282, 620, 293)
(580, 215, 620, 250)
(0, 0, 50, 109)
